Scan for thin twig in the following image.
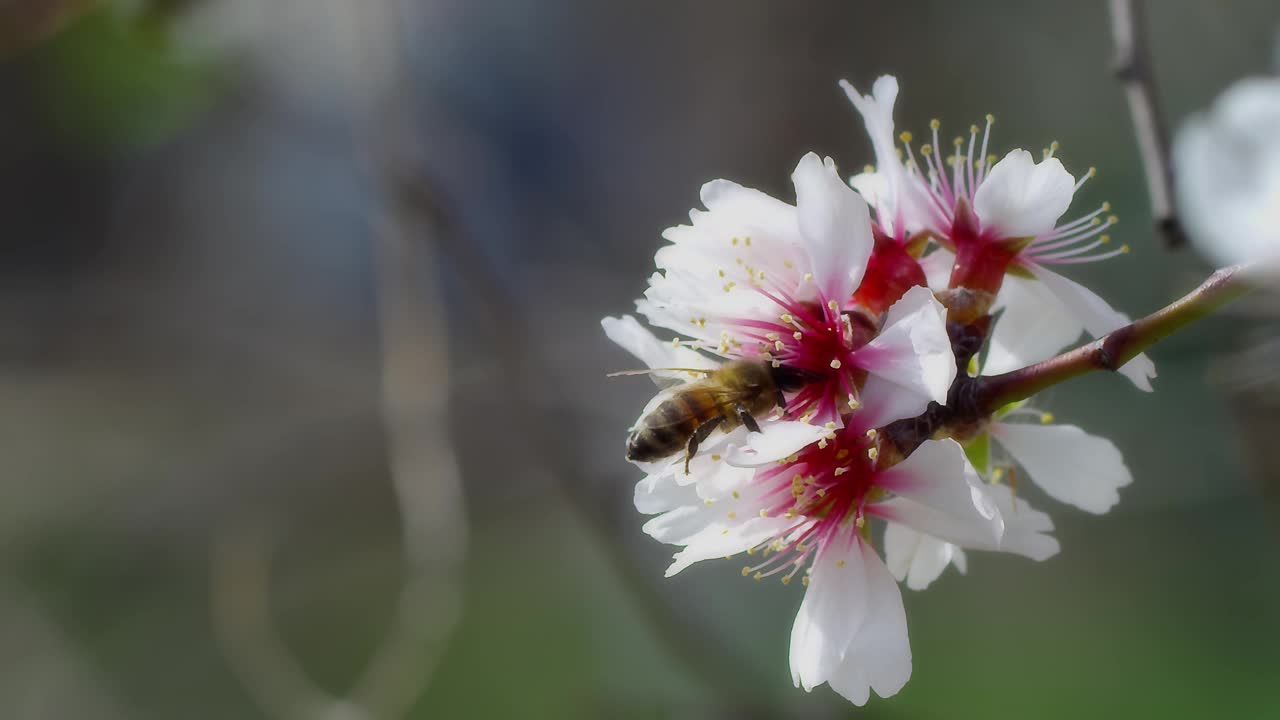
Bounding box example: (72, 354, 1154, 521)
(1108, 0, 1187, 249)
(885, 264, 1254, 458)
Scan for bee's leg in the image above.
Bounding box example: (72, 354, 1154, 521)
(685, 416, 724, 474)
(736, 405, 762, 433)
(774, 388, 787, 413)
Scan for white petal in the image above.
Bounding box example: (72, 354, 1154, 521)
(853, 286, 956, 426)
(982, 483, 1060, 561)
(789, 525, 869, 691)
(919, 248, 954, 291)
(791, 153, 875, 303)
(983, 273, 1084, 375)
(973, 149, 1076, 239)
(840, 76, 900, 181)
(882, 522, 958, 591)
(991, 421, 1133, 514)
(664, 515, 794, 576)
(601, 315, 717, 383)
(634, 470, 699, 514)
(828, 543, 911, 705)
(874, 439, 1004, 545)
(1027, 265, 1157, 391)
(725, 421, 831, 467)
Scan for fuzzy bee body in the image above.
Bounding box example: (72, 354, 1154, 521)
(625, 360, 817, 469)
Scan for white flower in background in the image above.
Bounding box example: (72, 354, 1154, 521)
(843, 76, 1157, 390)
(633, 152, 955, 431)
(1175, 76, 1280, 272)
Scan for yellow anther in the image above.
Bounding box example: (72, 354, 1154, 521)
(704, 499, 714, 505)
(816, 488, 826, 497)
(867, 447, 879, 460)
(834, 467, 848, 476)
(801, 575, 810, 586)
(802, 272, 813, 283)
(930, 118, 941, 130)
(744, 236, 752, 246)
(863, 164, 875, 174)
(672, 338, 681, 348)
(991, 467, 1005, 483)
(723, 282, 736, 292)
(1088, 166, 1098, 177)
(836, 560, 846, 568)
(1050, 141, 1060, 151)
(736, 257, 744, 265)
(920, 144, 933, 156)
(759, 509, 770, 518)
(731, 237, 739, 245)
(970, 124, 979, 135)
(825, 421, 837, 430)
(783, 259, 794, 269)
(847, 395, 860, 410)
(742, 566, 751, 576)
(772, 360, 781, 368)
(717, 269, 726, 277)
(836, 449, 850, 460)
(817, 439, 828, 449)
(758, 270, 766, 280)
(775, 340, 785, 351)
(953, 136, 964, 148)
(865, 428, 878, 438)
(711, 453, 721, 461)
(766, 332, 780, 341)
(784, 511, 796, 520)
(727, 511, 737, 519)
(753, 572, 763, 582)
(987, 153, 997, 165)
(855, 515, 866, 529)
(793, 331, 803, 340)
(985, 113, 995, 124)
(1090, 218, 1102, 226)
(805, 476, 816, 485)
(830, 358, 843, 369)
(1120, 244, 1131, 254)
(1100, 235, 1111, 244)
(1040, 412, 1055, 424)
(781, 575, 792, 585)
(781, 313, 795, 323)
(747, 546, 756, 556)
(1108, 215, 1119, 225)
(827, 299, 839, 311)
(732, 490, 740, 499)
(899, 131, 914, 143)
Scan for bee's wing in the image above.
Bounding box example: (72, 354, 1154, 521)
(608, 367, 713, 390)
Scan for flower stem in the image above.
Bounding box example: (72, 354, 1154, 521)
(976, 263, 1253, 409)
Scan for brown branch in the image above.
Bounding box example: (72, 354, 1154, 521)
(884, 264, 1253, 458)
(977, 263, 1251, 409)
(1108, 0, 1188, 250)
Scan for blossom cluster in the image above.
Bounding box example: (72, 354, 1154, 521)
(603, 76, 1148, 705)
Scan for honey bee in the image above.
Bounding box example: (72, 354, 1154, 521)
(612, 361, 821, 473)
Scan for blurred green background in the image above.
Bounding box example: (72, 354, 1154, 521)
(1, 1, 1278, 718)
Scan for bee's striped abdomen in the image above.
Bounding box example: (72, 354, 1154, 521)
(626, 390, 716, 462)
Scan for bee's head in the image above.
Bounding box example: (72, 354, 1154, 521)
(768, 364, 824, 392)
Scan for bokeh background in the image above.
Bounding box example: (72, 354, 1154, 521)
(2, 1, 1279, 718)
